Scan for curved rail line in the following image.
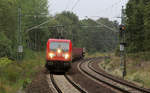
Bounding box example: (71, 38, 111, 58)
(50, 74, 62, 93)
(78, 59, 131, 93)
(64, 74, 87, 93)
(88, 60, 150, 93)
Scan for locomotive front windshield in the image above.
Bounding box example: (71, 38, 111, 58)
(50, 42, 69, 52)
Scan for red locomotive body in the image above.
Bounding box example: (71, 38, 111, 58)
(46, 39, 72, 71)
(45, 38, 85, 72)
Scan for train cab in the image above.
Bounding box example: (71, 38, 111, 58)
(45, 39, 72, 71)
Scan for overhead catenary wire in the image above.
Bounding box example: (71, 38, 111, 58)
(85, 16, 117, 32)
(25, 20, 50, 33)
(53, 0, 120, 33)
(92, 0, 122, 23)
(97, 0, 122, 15)
(96, 21, 117, 32)
(71, 0, 80, 11)
(65, 0, 72, 11)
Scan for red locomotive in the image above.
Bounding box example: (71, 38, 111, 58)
(45, 39, 85, 72)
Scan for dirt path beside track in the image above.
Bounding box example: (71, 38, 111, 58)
(26, 68, 53, 93)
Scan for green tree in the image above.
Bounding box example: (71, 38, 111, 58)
(144, 1, 150, 51)
(0, 0, 49, 58)
(0, 32, 12, 57)
(55, 11, 81, 46)
(126, 0, 145, 53)
(80, 18, 118, 53)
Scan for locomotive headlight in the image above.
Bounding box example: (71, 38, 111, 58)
(57, 49, 62, 54)
(49, 53, 55, 58)
(64, 54, 69, 59)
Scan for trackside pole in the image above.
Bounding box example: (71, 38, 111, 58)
(119, 6, 126, 79)
(17, 8, 23, 61)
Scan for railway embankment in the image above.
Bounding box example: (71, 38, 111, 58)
(26, 68, 52, 93)
(0, 50, 45, 93)
(97, 53, 150, 89)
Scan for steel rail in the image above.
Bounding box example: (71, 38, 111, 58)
(88, 60, 150, 93)
(78, 59, 130, 93)
(50, 74, 62, 93)
(64, 74, 87, 93)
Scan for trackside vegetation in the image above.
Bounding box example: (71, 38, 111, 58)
(0, 50, 45, 93)
(99, 0, 150, 88)
(97, 0, 150, 88)
(99, 53, 150, 88)
(86, 52, 150, 88)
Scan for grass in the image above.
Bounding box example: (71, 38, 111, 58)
(0, 49, 46, 93)
(97, 52, 150, 88)
(85, 52, 112, 58)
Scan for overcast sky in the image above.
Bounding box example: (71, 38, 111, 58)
(48, 0, 129, 23)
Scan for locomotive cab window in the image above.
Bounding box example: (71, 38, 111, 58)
(50, 42, 69, 52)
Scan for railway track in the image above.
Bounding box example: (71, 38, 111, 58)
(78, 58, 150, 93)
(50, 73, 87, 93)
(88, 60, 150, 93)
(50, 74, 63, 93)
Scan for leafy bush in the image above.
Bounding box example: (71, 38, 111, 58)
(0, 32, 12, 58)
(0, 57, 12, 67)
(23, 78, 31, 88)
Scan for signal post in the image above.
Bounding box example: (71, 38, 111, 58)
(119, 25, 126, 78)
